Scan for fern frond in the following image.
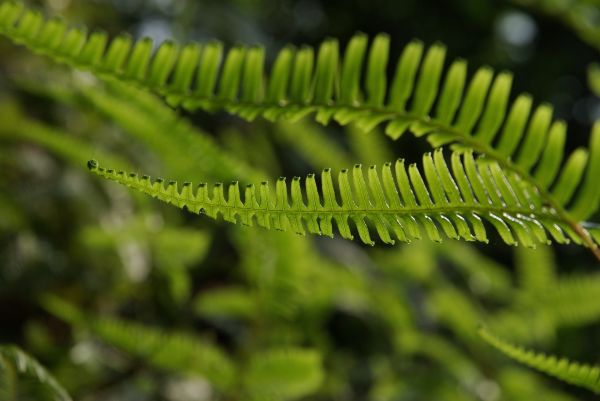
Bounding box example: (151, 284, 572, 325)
(0, 345, 72, 401)
(87, 149, 594, 247)
(42, 295, 236, 390)
(3, 2, 600, 253)
(0, 106, 129, 171)
(479, 327, 600, 394)
(81, 82, 265, 182)
(243, 348, 324, 401)
(531, 273, 600, 328)
(90, 317, 236, 389)
(194, 286, 258, 320)
(515, 245, 557, 291)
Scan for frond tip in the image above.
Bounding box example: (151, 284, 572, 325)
(88, 150, 591, 248)
(479, 326, 600, 394)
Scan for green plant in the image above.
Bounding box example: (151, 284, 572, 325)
(2, 1, 600, 400)
(479, 327, 600, 394)
(4, 1, 600, 254)
(0, 345, 71, 401)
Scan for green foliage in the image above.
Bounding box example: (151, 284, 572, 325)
(194, 286, 258, 320)
(89, 146, 600, 247)
(78, 81, 264, 182)
(2, 0, 600, 400)
(243, 348, 324, 401)
(479, 327, 600, 394)
(0, 346, 72, 401)
(589, 63, 600, 96)
(43, 296, 236, 390)
(4, 0, 600, 251)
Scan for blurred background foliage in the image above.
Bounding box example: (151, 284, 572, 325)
(2, 0, 600, 400)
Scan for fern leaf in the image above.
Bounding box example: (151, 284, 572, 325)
(90, 317, 236, 389)
(80, 82, 265, 182)
(42, 295, 236, 390)
(0, 102, 129, 170)
(243, 348, 324, 401)
(0, 345, 71, 401)
(515, 245, 557, 291)
(87, 149, 595, 247)
(530, 273, 600, 328)
(479, 327, 600, 394)
(2, 2, 600, 253)
(194, 286, 258, 320)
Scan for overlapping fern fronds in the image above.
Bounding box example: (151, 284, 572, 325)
(88, 149, 598, 247)
(479, 327, 600, 394)
(2, 1, 600, 254)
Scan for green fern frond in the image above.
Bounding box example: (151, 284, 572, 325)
(531, 273, 600, 328)
(3, 1, 600, 253)
(0, 103, 129, 170)
(479, 327, 600, 394)
(42, 295, 235, 390)
(81, 82, 265, 182)
(0, 345, 71, 401)
(416, 334, 483, 389)
(87, 149, 595, 247)
(243, 348, 324, 401)
(90, 317, 236, 389)
(193, 286, 258, 321)
(515, 245, 557, 292)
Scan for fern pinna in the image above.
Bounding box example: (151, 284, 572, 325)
(2, 1, 600, 257)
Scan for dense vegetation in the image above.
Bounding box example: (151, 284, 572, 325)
(2, 0, 600, 400)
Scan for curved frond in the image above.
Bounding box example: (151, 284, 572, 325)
(2, 2, 600, 253)
(479, 327, 600, 394)
(0, 345, 72, 401)
(87, 149, 594, 248)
